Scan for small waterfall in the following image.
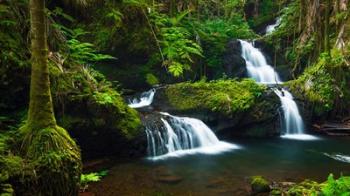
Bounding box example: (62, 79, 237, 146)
(274, 88, 304, 134)
(240, 40, 281, 84)
(146, 112, 238, 160)
(265, 17, 282, 34)
(239, 40, 317, 140)
(128, 89, 155, 108)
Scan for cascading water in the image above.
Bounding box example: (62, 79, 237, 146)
(128, 89, 155, 108)
(239, 40, 318, 140)
(265, 17, 282, 34)
(146, 112, 239, 160)
(240, 40, 281, 84)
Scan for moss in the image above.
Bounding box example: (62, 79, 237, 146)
(92, 89, 142, 139)
(165, 79, 265, 116)
(286, 179, 322, 195)
(287, 49, 350, 116)
(270, 189, 282, 196)
(18, 125, 82, 196)
(283, 174, 350, 195)
(250, 176, 270, 193)
(146, 73, 159, 86)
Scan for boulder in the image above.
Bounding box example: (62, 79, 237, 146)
(152, 80, 281, 138)
(56, 90, 147, 159)
(223, 40, 247, 78)
(250, 176, 271, 194)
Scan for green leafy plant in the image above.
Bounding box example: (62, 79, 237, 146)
(161, 26, 203, 77)
(322, 174, 350, 196)
(80, 170, 108, 192)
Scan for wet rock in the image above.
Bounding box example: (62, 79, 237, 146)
(223, 40, 247, 78)
(249, 176, 271, 194)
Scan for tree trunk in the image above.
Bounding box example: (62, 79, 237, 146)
(324, 0, 331, 55)
(27, 0, 56, 130)
(21, 1, 82, 195)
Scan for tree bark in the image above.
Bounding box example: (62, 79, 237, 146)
(27, 0, 57, 130)
(324, 0, 331, 55)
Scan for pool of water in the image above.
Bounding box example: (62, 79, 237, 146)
(89, 136, 350, 196)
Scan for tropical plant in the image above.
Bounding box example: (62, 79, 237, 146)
(80, 170, 108, 192)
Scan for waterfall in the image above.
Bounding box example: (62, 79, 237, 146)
(274, 88, 304, 134)
(146, 112, 239, 160)
(239, 40, 317, 140)
(128, 89, 155, 108)
(265, 17, 282, 34)
(240, 40, 281, 84)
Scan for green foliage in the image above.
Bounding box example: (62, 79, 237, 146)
(148, 10, 203, 77)
(287, 49, 350, 116)
(161, 26, 203, 77)
(287, 179, 322, 195)
(145, 73, 159, 86)
(322, 174, 350, 196)
(91, 89, 142, 139)
(248, 0, 285, 29)
(80, 173, 101, 184)
(286, 174, 350, 196)
(80, 170, 108, 192)
(66, 38, 114, 64)
(193, 18, 256, 75)
(18, 125, 81, 195)
(165, 79, 265, 116)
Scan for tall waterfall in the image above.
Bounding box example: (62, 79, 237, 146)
(239, 40, 317, 140)
(146, 112, 238, 160)
(128, 89, 155, 108)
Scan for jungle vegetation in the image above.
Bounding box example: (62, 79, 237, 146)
(0, 0, 349, 195)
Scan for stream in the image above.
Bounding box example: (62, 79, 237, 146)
(89, 137, 350, 195)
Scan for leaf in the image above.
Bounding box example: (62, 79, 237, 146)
(168, 61, 184, 77)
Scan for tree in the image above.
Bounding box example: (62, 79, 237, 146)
(324, 0, 331, 55)
(20, 0, 81, 195)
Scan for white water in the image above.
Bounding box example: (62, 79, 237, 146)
(146, 112, 239, 160)
(324, 153, 350, 163)
(128, 89, 155, 108)
(240, 40, 281, 84)
(239, 40, 318, 140)
(265, 17, 281, 34)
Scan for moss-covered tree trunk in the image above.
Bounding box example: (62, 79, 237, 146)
(18, 0, 82, 195)
(324, 0, 331, 55)
(27, 0, 56, 130)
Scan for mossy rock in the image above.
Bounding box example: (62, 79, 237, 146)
(153, 79, 280, 137)
(250, 176, 271, 194)
(286, 179, 321, 195)
(56, 88, 145, 158)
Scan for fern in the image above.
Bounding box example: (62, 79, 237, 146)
(322, 174, 350, 196)
(80, 170, 109, 192)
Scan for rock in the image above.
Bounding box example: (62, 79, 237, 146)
(152, 81, 281, 138)
(223, 40, 247, 78)
(250, 176, 271, 194)
(56, 90, 147, 159)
